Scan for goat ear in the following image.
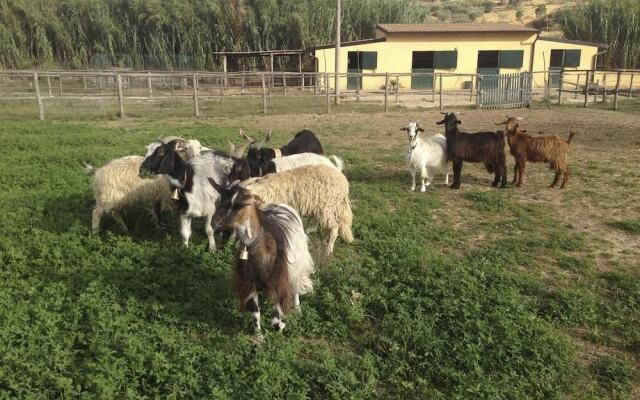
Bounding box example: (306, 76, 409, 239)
(417, 127, 425, 132)
(436, 120, 444, 125)
(456, 120, 462, 124)
(400, 127, 407, 131)
(520, 129, 528, 133)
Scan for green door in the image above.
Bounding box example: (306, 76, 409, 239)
(347, 69, 362, 90)
(411, 68, 434, 89)
(549, 68, 562, 88)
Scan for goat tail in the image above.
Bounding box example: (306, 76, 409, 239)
(567, 131, 576, 145)
(82, 162, 96, 175)
(338, 198, 354, 243)
(329, 155, 344, 172)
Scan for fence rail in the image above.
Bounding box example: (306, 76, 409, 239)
(0, 69, 637, 120)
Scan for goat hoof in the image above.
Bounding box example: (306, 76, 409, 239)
(252, 334, 265, 345)
(271, 320, 286, 331)
(420, 187, 426, 192)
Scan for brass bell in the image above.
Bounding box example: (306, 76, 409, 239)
(239, 246, 249, 260)
(170, 188, 180, 200)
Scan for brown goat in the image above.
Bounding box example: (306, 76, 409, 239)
(496, 117, 575, 188)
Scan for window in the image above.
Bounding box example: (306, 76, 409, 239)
(411, 51, 457, 69)
(347, 51, 377, 70)
(434, 51, 457, 69)
(478, 50, 524, 69)
(499, 50, 524, 68)
(550, 49, 581, 68)
(478, 51, 500, 68)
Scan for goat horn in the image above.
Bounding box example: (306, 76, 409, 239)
(227, 141, 236, 156)
(235, 142, 250, 158)
(239, 129, 255, 144)
(494, 120, 507, 125)
(257, 130, 271, 149)
(516, 117, 524, 121)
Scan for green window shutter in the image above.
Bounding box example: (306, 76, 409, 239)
(361, 52, 377, 69)
(564, 50, 581, 67)
(434, 51, 457, 69)
(499, 50, 524, 68)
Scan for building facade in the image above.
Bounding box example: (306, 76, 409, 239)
(311, 23, 604, 91)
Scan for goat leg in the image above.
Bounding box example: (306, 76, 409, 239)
(550, 171, 561, 188)
(450, 161, 462, 189)
(560, 168, 569, 189)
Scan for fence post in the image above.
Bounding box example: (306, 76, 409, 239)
(583, 70, 590, 107)
(261, 73, 267, 114)
(192, 73, 199, 117)
(557, 70, 564, 105)
(46, 76, 52, 97)
(593, 79, 599, 103)
(283, 74, 287, 96)
(117, 73, 125, 119)
(33, 71, 44, 120)
(384, 73, 389, 113)
(613, 71, 621, 110)
(170, 75, 174, 96)
(396, 74, 400, 103)
(469, 75, 474, 102)
(147, 72, 152, 97)
(325, 72, 330, 113)
(476, 76, 481, 110)
(602, 73, 607, 102)
(629, 74, 634, 98)
(438, 74, 443, 111)
(356, 73, 361, 102)
(574, 73, 579, 99)
(431, 73, 435, 102)
(241, 72, 246, 95)
(58, 75, 63, 97)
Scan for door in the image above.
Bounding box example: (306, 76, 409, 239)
(411, 51, 434, 89)
(347, 52, 362, 90)
(549, 49, 564, 88)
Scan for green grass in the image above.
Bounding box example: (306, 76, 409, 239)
(0, 119, 638, 399)
(609, 220, 640, 235)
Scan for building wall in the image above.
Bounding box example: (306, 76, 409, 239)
(315, 33, 601, 91)
(532, 39, 599, 87)
(315, 32, 537, 90)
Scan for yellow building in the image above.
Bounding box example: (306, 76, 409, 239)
(311, 23, 605, 91)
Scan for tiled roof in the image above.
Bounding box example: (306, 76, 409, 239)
(377, 23, 539, 34)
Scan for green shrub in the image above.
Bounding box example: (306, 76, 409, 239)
(591, 355, 634, 395)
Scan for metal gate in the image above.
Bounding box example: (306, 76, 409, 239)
(478, 72, 532, 109)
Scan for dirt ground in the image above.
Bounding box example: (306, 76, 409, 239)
(197, 106, 640, 270)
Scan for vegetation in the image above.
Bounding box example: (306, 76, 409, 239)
(556, 0, 640, 68)
(0, 108, 638, 398)
(0, 0, 428, 70)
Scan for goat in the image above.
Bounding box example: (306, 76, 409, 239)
(240, 129, 324, 173)
(401, 122, 449, 192)
(210, 164, 353, 254)
(495, 117, 575, 188)
(227, 145, 344, 182)
(436, 112, 507, 189)
(85, 137, 204, 233)
(139, 140, 234, 250)
(211, 188, 314, 342)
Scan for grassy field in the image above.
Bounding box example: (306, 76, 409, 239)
(0, 104, 638, 399)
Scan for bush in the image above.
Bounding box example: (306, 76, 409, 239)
(516, 8, 524, 19)
(484, 1, 494, 13)
(535, 4, 547, 17)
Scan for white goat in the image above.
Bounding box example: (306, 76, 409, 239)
(267, 153, 344, 173)
(402, 122, 449, 192)
(86, 137, 205, 233)
(140, 141, 234, 250)
(213, 164, 353, 254)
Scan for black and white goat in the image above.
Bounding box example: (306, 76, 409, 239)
(139, 140, 233, 250)
(240, 129, 324, 174)
(401, 122, 449, 192)
(211, 187, 314, 342)
(436, 112, 507, 189)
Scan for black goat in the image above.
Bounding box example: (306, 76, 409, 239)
(242, 129, 323, 165)
(436, 112, 507, 189)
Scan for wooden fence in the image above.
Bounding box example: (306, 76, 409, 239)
(0, 69, 637, 120)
